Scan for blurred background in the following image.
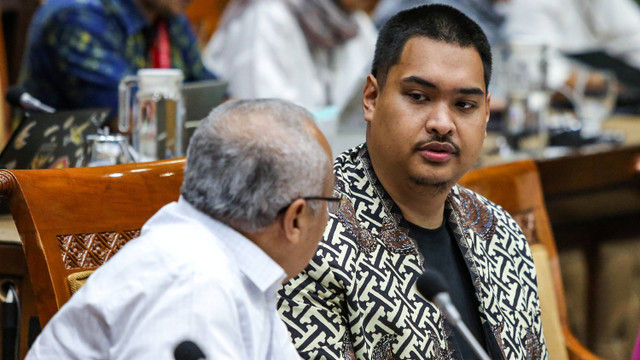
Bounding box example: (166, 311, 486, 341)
(0, 0, 640, 358)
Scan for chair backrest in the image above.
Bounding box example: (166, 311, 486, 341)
(0, 158, 186, 326)
(459, 159, 603, 360)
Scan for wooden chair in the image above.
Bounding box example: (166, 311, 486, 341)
(0, 158, 186, 327)
(459, 159, 604, 360)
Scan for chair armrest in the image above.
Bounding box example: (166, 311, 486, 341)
(564, 328, 607, 360)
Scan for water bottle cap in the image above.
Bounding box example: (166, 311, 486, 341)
(137, 69, 184, 97)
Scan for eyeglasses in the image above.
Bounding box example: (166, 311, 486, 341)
(302, 196, 347, 213)
(278, 195, 347, 214)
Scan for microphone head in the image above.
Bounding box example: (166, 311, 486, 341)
(416, 268, 449, 301)
(174, 340, 205, 360)
(6, 86, 25, 107)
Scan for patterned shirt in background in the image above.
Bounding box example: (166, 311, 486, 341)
(21, 0, 216, 116)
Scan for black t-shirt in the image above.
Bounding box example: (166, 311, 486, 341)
(407, 220, 487, 360)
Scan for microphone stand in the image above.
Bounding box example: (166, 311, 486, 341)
(433, 293, 490, 360)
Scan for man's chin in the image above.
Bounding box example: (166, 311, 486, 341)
(408, 174, 452, 194)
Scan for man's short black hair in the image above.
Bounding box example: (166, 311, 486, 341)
(371, 4, 492, 91)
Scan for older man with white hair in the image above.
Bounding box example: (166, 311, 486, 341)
(26, 98, 336, 359)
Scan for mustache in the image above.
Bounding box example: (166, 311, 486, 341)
(412, 134, 460, 153)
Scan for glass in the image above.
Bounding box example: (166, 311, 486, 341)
(119, 68, 186, 162)
(82, 134, 132, 167)
(303, 196, 347, 213)
(278, 195, 347, 214)
(498, 42, 550, 158)
(571, 68, 618, 139)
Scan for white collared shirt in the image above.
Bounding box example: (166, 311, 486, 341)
(26, 197, 301, 360)
(202, 0, 377, 113)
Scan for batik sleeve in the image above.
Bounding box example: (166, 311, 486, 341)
(278, 242, 356, 359)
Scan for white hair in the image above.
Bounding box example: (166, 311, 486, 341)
(181, 98, 329, 233)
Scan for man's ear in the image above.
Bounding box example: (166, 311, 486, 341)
(280, 198, 306, 245)
(363, 74, 379, 124)
(484, 92, 491, 138)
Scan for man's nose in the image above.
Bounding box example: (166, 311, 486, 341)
(424, 102, 455, 136)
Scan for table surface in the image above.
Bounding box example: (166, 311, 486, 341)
(479, 115, 640, 167)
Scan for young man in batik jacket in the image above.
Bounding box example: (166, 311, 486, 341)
(278, 4, 549, 360)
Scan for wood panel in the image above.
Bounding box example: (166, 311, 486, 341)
(0, 0, 40, 84)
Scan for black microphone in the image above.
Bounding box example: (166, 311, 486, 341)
(174, 340, 206, 360)
(5, 86, 55, 113)
(416, 269, 491, 360)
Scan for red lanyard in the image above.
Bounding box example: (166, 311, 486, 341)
(150, 19, 171, 68)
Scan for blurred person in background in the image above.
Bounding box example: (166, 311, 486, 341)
(373, 0, 508, 47)
(202, 0, 378, 120)
(504, 0, 640, 96)
(374, 0, 640, 112)
(20, 0, 216, 120)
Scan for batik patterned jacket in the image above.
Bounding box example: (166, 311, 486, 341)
(278, 144, 548, 360)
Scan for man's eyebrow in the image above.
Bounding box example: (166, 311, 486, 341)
(402, 76, 437, 89)
(458, 87, 485, 96)
(401, 76, 485, 96)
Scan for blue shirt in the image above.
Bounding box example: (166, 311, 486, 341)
(21, 0, 216, 116)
